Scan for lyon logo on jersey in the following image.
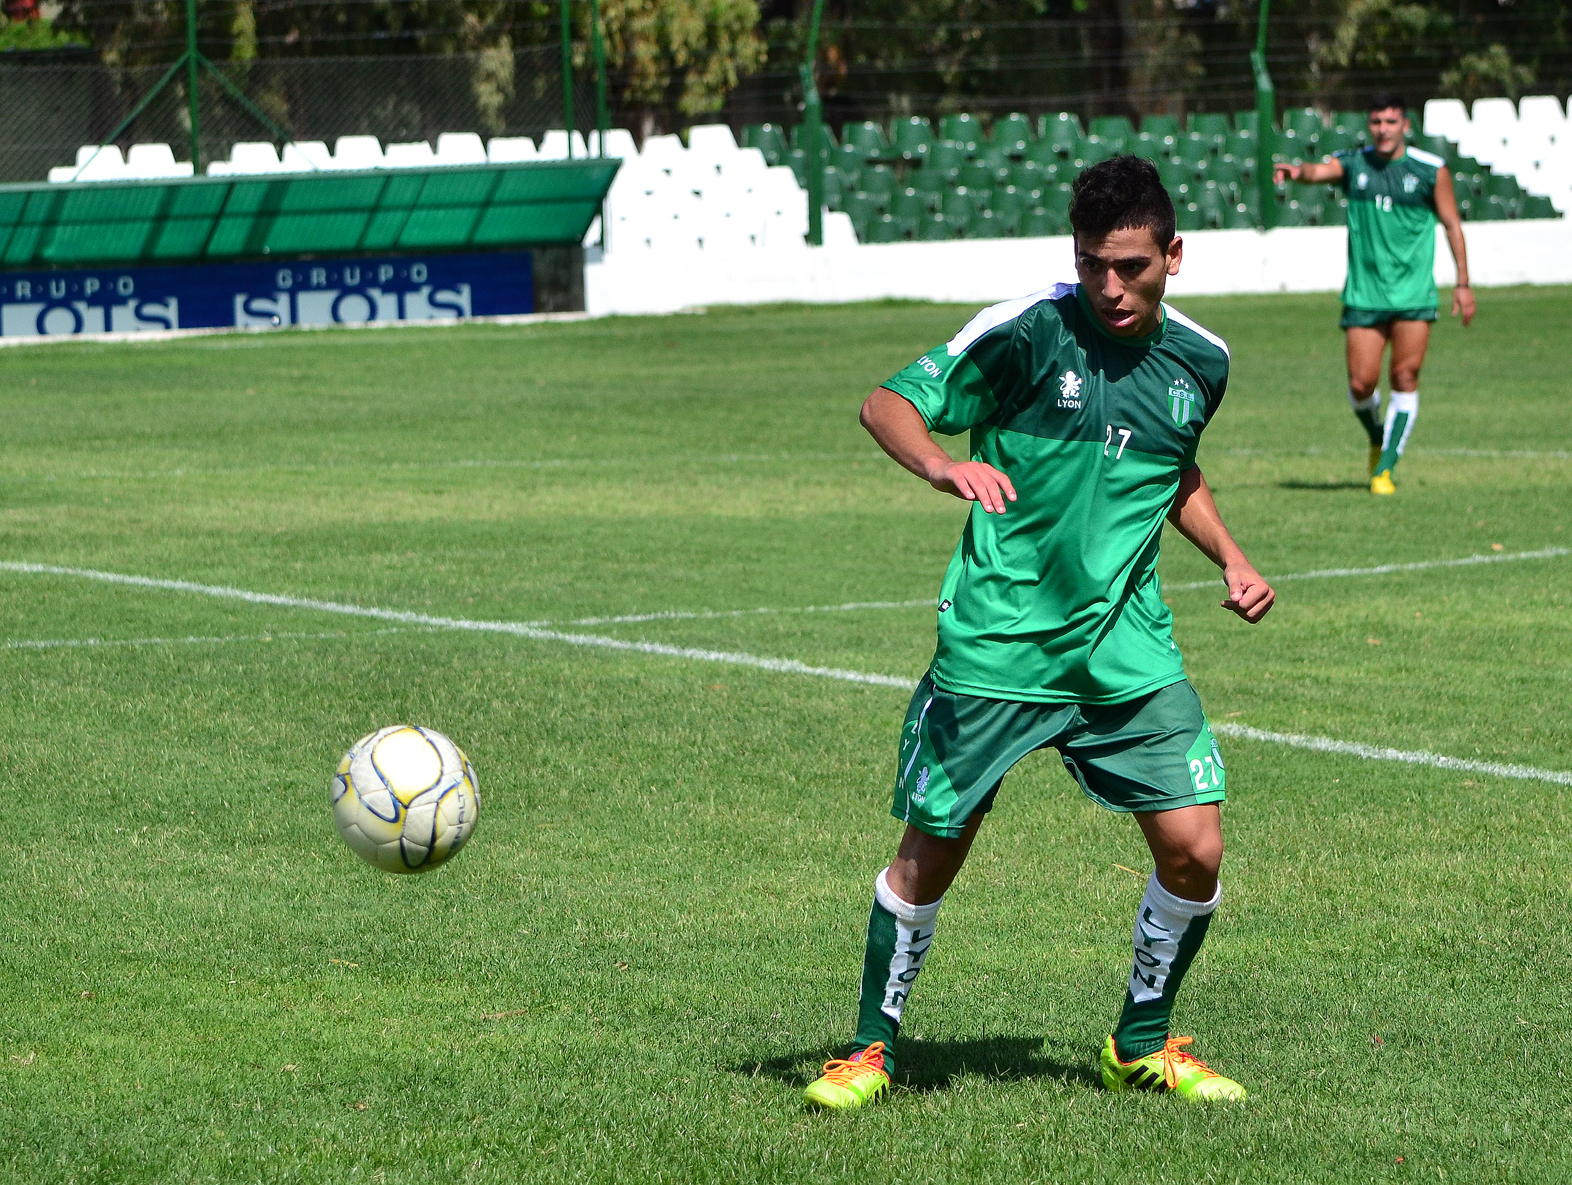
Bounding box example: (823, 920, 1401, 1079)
(1057, 369, 1084, 409)
(1168, 377, 1197, 425)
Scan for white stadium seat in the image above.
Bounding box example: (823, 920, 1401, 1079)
(69, 144, 129, 181)
(587, 128, 639, 159)
(537, 129, 589, 160)
(487, 136, 538, 162)
(229, 141, 285, 174)
(126, 143, 193, 179)
(383, 141, 436, 168)
(435, 132, 488, 165)
(331, 135, 385, 170)
(1423, 98, 1469, 142)
(280, 141, 333, 171)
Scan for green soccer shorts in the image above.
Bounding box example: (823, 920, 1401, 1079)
(1339, 305, 1438, 329)
(893, 674, 1226, 837)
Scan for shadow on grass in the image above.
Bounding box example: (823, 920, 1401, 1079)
(1276, 479, 1370, 491)
(733, 1035, 1100, 1093)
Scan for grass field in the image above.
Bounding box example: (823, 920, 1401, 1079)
(2, 286, 1569, 1183)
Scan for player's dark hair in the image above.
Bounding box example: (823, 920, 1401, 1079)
(1068, 155, 1176, 250)
(1368, 91, 1407, 115)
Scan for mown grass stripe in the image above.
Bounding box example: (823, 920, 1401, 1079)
(1165, 546, 1570, 592)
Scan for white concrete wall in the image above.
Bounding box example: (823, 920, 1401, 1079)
(586, 218, 1572, 315)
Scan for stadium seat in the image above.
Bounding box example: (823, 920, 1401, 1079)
(1224, 130, 1255, 164)
(1130, 133, 1164, 162)
(890, 116, 934, 163)
(1189, 112, 1231, 143)
(784, 148, 808, 186)
(917, 213, 950, 240)
(1517, 95, 1566, 129)
(125, 142, 194, 178)
(1080, 137, 1116, 167)
(865, 214, 902, 243)
(841, 192, 877, 239)
(923, 140, 965, 182)
(1233, 110, 1259, 136)
(434, 132, 488, 165)
(383, 141, 436, 168)
(821, 168, 846, 210)
(1521, 193, 1560, 218)
(1141, 114, 1181, 144)
(842, 120, 891, 161)
(831, 143, 864, 189)
(1209, 155, 1242, 192)
(1041, 181, 1073, 217)
(1011, 158, 1052, 196)
(860, 164, 897, 208)
(991, 184, 1028, 233)
(229, 141, 286, 173)
(1423, 98, 1469, 141)
(1088, 115, 1134, 148)
(970, 208, 1004, 238)
(941, 186, 975, 230)
(538, 130, 590, 159)
(1174, 201, 1203, 231)
(1020, 206, 1061, 237)
(1195, 182, 1227, 228)
(1285, 107, 1324, 140)
(1321, 198, 1347, 226)
(822, 209, 858, 247)
(486, 136, 537, 163)
(688, 124, 738, 156)
(891, 187, 931, 225)
(1225, 201, 1256, 229)
(332, 135, 384, 169)
(742, 123, 788, 166)
(1158, 156, 1189, 193)
(991, 112, 1034, 156)
(940, 113, 983, 152)
(280, 140, 332, 171)
(1039, 112, 1083, 159)
(790, 123, 838, 153)
(62, 143, 129, 181)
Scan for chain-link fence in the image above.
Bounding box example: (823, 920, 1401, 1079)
(0, 44, 600, 183)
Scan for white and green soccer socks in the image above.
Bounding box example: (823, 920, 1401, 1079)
(1111, 874, 1221, 1061)
(1377, 390, 1418, 475)
(852, 867, 943, 1075)
(1350, 388, 1384, 448)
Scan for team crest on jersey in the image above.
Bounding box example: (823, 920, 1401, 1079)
(1168, 376, 1197, 425)
(1057, 369, 1084, 409)
(1356, 171, 1369, 189)
(1402, 173, 1419, 194)
(913, 767, 931, 805)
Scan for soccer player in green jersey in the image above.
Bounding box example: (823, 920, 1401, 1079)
(802, 156, 1275, 1110)
(1276, 91, 1475, 495)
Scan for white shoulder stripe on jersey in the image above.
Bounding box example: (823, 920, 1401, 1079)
(1406, 146, 1445, 168)
(1161, 303, 1230, 358)
(945, 282, 1075, 356)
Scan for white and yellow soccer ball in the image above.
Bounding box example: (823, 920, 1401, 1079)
(331, 725, 480, 873)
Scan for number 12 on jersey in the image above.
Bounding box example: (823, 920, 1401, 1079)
(1104, 425, 1131, 459)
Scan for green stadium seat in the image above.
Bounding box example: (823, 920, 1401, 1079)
(1335, 111, 1366, 135)
(891, 187, 930, 225)
(959, 160, 994, 191)
(970, 209, 1005, 238)
(1295, 187, 1324, 224)
(1010, 159, 1055, 197)
(942, 187, 976, 228)
(1485, 172, 1522, 200)
(785, 148, 807, 187)
(1233, 110, 1260, 136)
(822, 167, 846, 210)
(1041, 181, 1073, 217)
(912, 213, 945, 240)
(1158, 157, 1189, 193)
(890, 116, 934, 163)
(1196, 182, 1227, 228)
(1025, 137, 1063, 167)
(1020, 207, 1054, 237)
(1178, 133, 1211, 168)
(1412, 132, 1450, 158)
(1141, 114, 1181, 144)
(1318, 127, 1352, 155)
(831, 144, 863, 190)
(1089, 115, 1135, 149)
(1285, 107, 1324, 140)
(972, 144, 1012, 183)
(991, 184, 1029, 233)
(1225, 130, 1256, 164)
(865, 214, 902, 243)
(1080, 136, 1116, 167)
(790, 123, 838, 152)
(843, 121, 891, 161)
(991, 112, 1034, 157)
(842, 192, 877, 239)
(1175, 201, 1203, 231)
(860, 164, 897, 208)
(1039, 112, 1084, 159)
(1130, 133, 1165, 162)
(1521, 194, 1560, 219)
(922, 140, 965, 181)
(940, 113, 983, 152)
(1225, 201, 1256, 229)
(1189, 112, 1231, 141)
(742, 123, 788, 166)
(1323, 197, 1348, 226)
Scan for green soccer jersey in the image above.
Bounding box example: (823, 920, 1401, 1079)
(884, 282, 1230, 705)
(1334, 145, 1445, 311)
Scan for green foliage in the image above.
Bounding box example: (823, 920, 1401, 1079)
(1440, 43, 1539, 103)
(0, 16, 87, 52)
(2, 291, 1572, 1180)
(597, 0, 765, 119)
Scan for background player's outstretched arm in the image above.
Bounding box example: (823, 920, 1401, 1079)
(1273, 157, 1345, 186)
(1432, 168, 1476, 326)
(860, 386, 1017, 514)
(1167, 466, 1275, 623)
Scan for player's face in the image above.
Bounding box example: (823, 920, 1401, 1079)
(1074, 226, 1183, 338)
(1367, 107, 1409, 155)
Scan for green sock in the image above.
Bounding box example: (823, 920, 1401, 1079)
(1112, 874, 1220, 1061)
(852, 868, 943, 1077)
(1350, 389, 1383, 447)
(1378, 390, 1418, 474)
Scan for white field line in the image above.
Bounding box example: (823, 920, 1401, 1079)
(1220, 446, 1572, 461)
(1, 451, 886, 483)
(4, 626, 419, 651)
(1212, 723, 1572, 787)
(561, 598, 935, 627)
(0, 561, 912, 689)
(5, 560, 1570, 785)
(1164, 546, 1570, 592)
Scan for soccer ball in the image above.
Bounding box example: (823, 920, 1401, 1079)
(331, 725, 480, 873)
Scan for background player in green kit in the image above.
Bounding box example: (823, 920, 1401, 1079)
(1276, 91, 1475, 495)
(803, 157, 1276, 1110)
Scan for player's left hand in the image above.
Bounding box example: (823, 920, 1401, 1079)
(1221, 563, 1274, 623)
(1452, 284, 1476, 327)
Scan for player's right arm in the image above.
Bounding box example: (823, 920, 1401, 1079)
(860, 387, 1017, 515)
(1273, 157, 1345, 185)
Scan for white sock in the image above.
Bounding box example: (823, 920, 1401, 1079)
(873, 867, 942, 1023)
(1383, 390, 1419, 456)
(1349, 388, 1381, 414)
(1129, 874, 1221, 1004)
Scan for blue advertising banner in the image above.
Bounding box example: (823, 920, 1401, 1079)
(0, 252, 534, 338)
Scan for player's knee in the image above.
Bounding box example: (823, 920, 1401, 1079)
(1391, 367, 1421, 392)
(1348, 376, 1377, 400)
(1160, 835, 1222, 895)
